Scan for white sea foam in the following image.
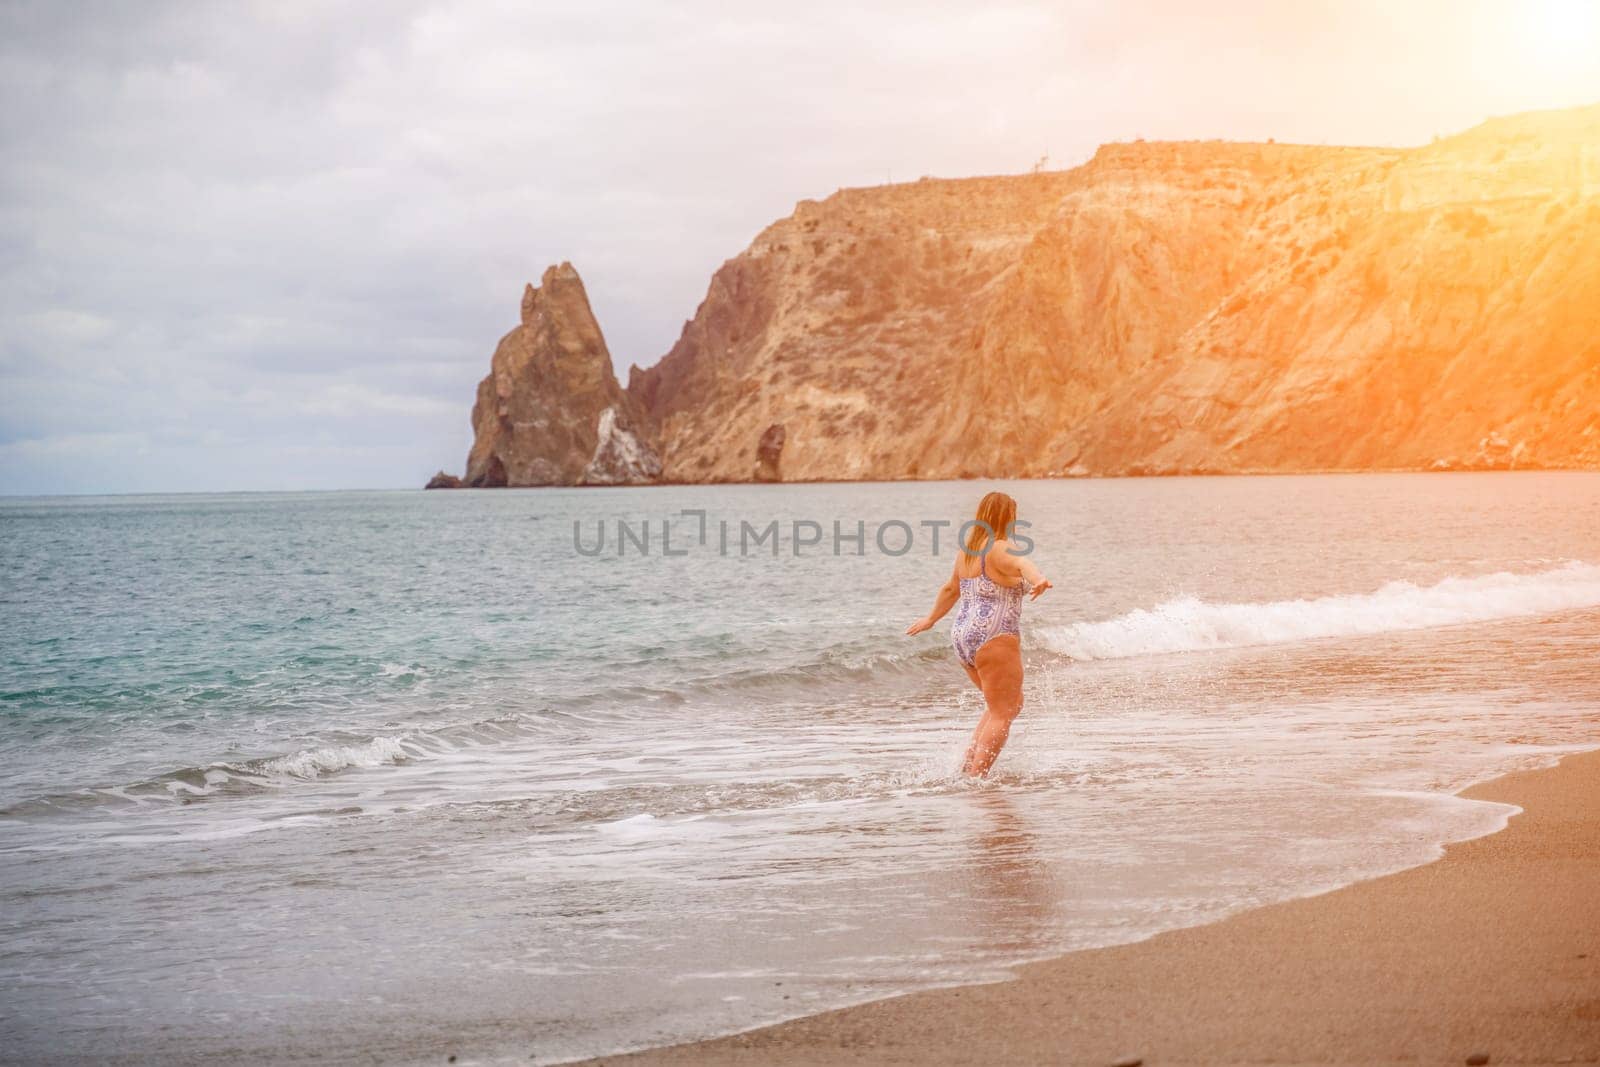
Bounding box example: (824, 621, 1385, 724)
(1037, 561, 1600, 661)
(598, 813, 659, 836)
(255, 735, 419, 779)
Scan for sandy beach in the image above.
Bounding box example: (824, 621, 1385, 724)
(590, 748, 1600, 1066)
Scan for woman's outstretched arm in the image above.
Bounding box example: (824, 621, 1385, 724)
(998, 540, 1053, 600)
(905, 567, 960, 635)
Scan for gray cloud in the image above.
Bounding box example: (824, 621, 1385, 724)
(1, 0, 1595, 492)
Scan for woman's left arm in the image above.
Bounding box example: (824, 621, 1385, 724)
(905, 567, 961, 635)
(1008, 546, 1053, 600)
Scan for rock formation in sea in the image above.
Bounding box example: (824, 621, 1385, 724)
(753, 424, 786, 482)
(437, 104, 1600, 486)
(459, 262, 659, 487)
(424, 471, 462, 490)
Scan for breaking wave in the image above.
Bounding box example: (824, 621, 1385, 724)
(1037, 561, 1600, 661)
(0, 640, 947, 818)
(253, 735, 421, 779)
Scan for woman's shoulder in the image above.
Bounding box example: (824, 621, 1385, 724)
(989, 539, 1026, 567)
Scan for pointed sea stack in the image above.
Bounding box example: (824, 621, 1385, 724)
(459, 263, 661, 487)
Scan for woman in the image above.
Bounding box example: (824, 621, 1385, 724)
(905, 492, 1051, 777)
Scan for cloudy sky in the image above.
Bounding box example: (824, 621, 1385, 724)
(2, 0, 1597, 493)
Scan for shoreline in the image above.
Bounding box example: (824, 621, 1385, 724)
(5, 469, 1597, 500)
(427, 467, 1600, 491)
(585, 749, 1600, 1065)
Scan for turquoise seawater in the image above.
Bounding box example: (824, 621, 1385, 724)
(2, 475, 1599, 1063)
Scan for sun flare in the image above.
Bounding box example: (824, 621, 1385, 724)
(1520, 0, 1600, 64)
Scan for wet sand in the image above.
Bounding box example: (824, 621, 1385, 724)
(588, 749, 1600, 1065)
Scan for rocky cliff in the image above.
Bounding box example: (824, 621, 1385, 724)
(458, 263, 659, 487)
(441, 104, 1600, 486)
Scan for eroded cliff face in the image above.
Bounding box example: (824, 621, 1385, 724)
(630, 105, 1600, 480)
(626, 171, 1086, 481)
(448, 105, 1600, 486)
(999, 109, 1600, 477)
(461, 263, 658, 487)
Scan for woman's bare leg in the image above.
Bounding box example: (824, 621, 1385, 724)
(962, 635, 1023, 777)
(961, 663, 982, 691)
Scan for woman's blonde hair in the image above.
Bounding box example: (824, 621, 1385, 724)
(961, 491, 1017, 559)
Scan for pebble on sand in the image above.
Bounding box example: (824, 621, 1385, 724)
(1111, 1058, 1144, 1067)
(1465, 1054, 1490, 1066)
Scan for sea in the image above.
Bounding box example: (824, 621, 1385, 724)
(2, 473, 1599, 1064)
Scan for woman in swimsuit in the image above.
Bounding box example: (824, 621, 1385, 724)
(905, 491, 1052, 777)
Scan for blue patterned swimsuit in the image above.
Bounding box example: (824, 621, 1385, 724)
(950, 554, 1028, 668)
